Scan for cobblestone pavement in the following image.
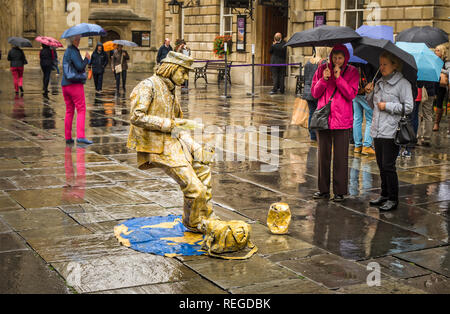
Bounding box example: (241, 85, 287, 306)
(0, 69, 449, 294)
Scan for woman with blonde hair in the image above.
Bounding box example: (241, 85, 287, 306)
(432, 44, 449, 132)
(365, 51, 413, 211)
(301, 46, 329, 141)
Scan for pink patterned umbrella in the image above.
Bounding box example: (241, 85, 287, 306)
(35, 36, 63, 48)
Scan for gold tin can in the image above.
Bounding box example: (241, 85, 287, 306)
(267, 202, 291, 234)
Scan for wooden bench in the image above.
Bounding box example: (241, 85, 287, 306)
(194, 60, 232, 86)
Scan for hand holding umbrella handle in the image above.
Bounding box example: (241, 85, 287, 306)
(365, 82, 374, 94)
(323, 67, 331, 81)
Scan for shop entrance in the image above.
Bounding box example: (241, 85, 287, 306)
(261, 5, 288, 86)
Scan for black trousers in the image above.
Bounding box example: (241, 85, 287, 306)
(271, 66, 286, 93)
(115, 70, 127, 91)
(93, 72, 104, 91)
(373, 138, 400, 201)
(41, 66, 52, 92)
(317, 129, 350, 196)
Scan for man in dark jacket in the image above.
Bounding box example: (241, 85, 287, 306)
(156, 38, 173, 64)
(40, 44, 54, 95)
(89, 42, 108, 91)
(269, 32, 287, 94)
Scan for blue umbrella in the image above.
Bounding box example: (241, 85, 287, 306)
(346, 25, 394, 64)
(61, 23, 106, 39)
(395, 41, 444, 82)
(112, 40, 138, 47)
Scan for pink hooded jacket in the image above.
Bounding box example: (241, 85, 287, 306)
(311, 44, 359, 129)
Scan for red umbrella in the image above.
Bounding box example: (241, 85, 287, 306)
(35, 36, 63, 48)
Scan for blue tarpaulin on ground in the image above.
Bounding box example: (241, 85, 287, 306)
(114, 215, 205, 257)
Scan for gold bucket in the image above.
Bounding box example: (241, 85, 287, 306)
(267, 202, 291, 234)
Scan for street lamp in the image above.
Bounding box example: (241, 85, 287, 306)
(168, 0, 200, 15)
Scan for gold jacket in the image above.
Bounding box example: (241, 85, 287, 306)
(127, 75, 188, 168)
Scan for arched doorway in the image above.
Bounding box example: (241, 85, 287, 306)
(101, 30, 120, 43)
(261, 5, 288, 86)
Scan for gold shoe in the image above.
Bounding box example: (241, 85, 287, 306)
(361, 146, 375, 155)
(354, 146, 362, 153)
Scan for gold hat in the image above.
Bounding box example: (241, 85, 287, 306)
(161, 51, 194, 70)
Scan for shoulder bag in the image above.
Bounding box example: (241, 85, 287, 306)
(394, 102, 417, 146)
(114, 52, 123, 74)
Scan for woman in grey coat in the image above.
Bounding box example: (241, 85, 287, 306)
(365, 51, 413, 211)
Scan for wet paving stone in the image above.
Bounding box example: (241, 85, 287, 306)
(0, 232, 28, 253)
(118, 179, 179, 193)
(336, 279, 427, 294)
(10, 175, 66, 189)
(279, 253, 380, 290)
(0, 250, 70, 294)
(0, 179, 17, 190)
(0, 219, 12, 233)
(52, 253, 199, 293)
(230, 278, 334, 294)
(395, 246, 450, 277)
(211, 174, 285, 210)
(27, 233, 134, 263)
(244, 200, 442, 261)
(8, 188, 86, 208)
(0, 208, 78, 232)
(82, 186, 152, 206)
(91, 276, 227, 294)
(358, 256, 431, 279)
(19, 225, 93, 242)
(184, 255, 298, 291)
(0, 195, 23, 212)
(416, 201, 450, 219)
(401, 273, 450, 294)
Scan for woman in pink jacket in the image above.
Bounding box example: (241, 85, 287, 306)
(311, 44, 359, 202)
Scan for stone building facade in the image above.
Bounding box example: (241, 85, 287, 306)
(160, 0, 449, 89)
(1, 0, 448, 89)
(0, 0, 156, 71)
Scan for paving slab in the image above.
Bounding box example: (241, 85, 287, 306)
(230, 278, 334, 294)
(0, 208, 78, 231)
(82, 186, 152, 206)
(336, 279, 427, 294)
(91, 276, 227, 294)
(358, 256, 431, 279)
(0, 232, 28, 253)
(279, 253, 380, 290)
(52, 253, 200, 293)
(0, 250, 70, 294)
(8, 188, 86, 208)
(183, 255, 298, 291)
(395, 246, 450, 277)
(401, 273, 450, 294)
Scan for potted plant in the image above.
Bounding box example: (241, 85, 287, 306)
(213, 35, 232, 58)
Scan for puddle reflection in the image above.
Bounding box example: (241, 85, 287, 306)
(63, 145, 86, 200)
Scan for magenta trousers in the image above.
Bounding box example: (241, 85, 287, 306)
(10, 67, 24, 92)
(62, 84, 86, 140)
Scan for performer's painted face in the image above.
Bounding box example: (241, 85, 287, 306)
(171, 66, 189, 86)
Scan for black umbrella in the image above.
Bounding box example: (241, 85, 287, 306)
(395, 26, 448, 48)
(352, 37, 418, 85)
(8, 36, 32, 47)
(285, 25, 361, 48)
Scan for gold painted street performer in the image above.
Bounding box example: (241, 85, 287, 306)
(127, 51, 215, 232)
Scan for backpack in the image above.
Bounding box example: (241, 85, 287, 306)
(200, 219, 258, 260)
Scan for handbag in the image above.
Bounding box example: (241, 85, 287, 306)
(394, 102, 417, 146)
(88, 68, 93, 80)
(290, 98, 309, 128)
(114, 52, 123, 73)
(309, 87, 337, 131)
(63, 59, 86, 82)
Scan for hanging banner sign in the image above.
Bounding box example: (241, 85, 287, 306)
(236, 15, 246, 52)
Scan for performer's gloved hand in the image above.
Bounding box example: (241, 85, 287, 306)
(193, 146, 215, 164)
